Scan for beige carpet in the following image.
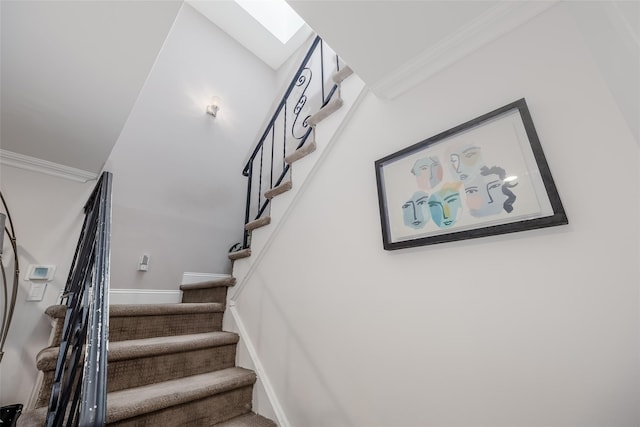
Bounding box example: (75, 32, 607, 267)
(18, 278, 276, 427)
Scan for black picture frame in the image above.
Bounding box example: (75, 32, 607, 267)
(374, 98, 567, 250)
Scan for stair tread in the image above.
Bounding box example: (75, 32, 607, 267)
(213, 412, 277, 427)
(229, 248, 251, 261)
(109, 331, 239, 361)
(180, 277, 236, 290)
(307, 96, 343, 126)
(332, 65, 354, 84)
(36, 332, 240, 370)
(19, 368, 256, 426)
(245, 216, 271, 231)
(46, 302, 225, 319)
(264, 181, 292, 199)
(107, 367, 256, 424)
(110, 302, 225, 317)
(285, 139, 316, 165)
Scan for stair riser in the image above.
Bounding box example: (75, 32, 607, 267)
(107, 344, 237, 392)
(34, 370, 80, 410)
(109, 313, 224, 341)
(35, 344, 238, 407)
(107, 386, 253, 427)
(181, 287, 227, 304)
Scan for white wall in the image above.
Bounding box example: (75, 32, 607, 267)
(0, 166, 94, 406)
(0, 1, 281, 407)
(567, 1, 640, 144)
(233, 4, 639, 426)
(104, 3, 278, 290)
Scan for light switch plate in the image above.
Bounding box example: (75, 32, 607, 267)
(26, 282, 47, 302)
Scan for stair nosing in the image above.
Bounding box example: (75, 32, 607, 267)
(180, 277, 236, 290)
(36, 332, 240, 370)
(107, 367, 256, 424)
(264, 181, 292, 200)
(109, 302, 225, 317)
(307, 96, 343, 126)
(332, 65, 354, 84)
(213, 412, 277, 427)
(108, 332, 239, 361)
(46, 302, 225, 319)
(285, 139, 316, 165)
(245, 216, 271, 231)
(228, 248, 251, 260)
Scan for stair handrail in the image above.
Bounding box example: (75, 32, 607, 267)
(0, 191, 20, 366)
(46, 171, 112, 427)
(240, 35, 340, 248)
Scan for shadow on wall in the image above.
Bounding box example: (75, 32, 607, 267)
(252, 278, 354, 426)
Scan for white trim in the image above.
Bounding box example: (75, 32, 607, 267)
(228, 304, 291, 427)
(0, 149, 98, 183)
(371, 1, 559, 99)
(181, 272, 231, 285)
(109, 289, 182, 305)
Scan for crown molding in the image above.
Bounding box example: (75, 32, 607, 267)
(371, 1, 559, 100)
(0, 150, 98, 183)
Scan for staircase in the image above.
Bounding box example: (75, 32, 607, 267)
(229, 64, 357, 263)
(18, 37, 365, 427)
(19, 277, 276, 427)
(222, 51, 364, 427)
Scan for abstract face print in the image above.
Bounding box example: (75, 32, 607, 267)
(411, 156, 443, 190)
(428, 183, 462, 228)
(448, 144, 483, 182)
(464, 165, 517, 217)
(402, 191, 431, 229)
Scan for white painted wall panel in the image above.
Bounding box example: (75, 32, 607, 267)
(104, 4, 278, 290)
(234, 5, 639, 426)
(0, 167, 93, 406)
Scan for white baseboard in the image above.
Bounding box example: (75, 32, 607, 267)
(109, 289, 182, 305)
(109, 272, 231, 304)
(182, 272, 231, 285)
(228, 305, 291, 427)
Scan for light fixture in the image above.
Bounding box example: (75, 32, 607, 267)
(206, 96, 221, 117)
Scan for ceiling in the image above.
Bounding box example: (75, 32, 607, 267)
(287, 0, 558, 99)
(0, 0, 183, 174)
(3, 0, 634, 178)
(290, 0, 499, 86)
(0, 0, 314, 176)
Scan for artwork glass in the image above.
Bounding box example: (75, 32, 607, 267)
(375, 99, 567, 250)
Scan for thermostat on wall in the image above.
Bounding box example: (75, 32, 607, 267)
(25, 264, 56, 281)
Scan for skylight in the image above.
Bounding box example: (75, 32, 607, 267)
(234, 0, 305, 44)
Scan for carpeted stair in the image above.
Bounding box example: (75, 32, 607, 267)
(19, 277, 277, 427)
(230, 66, 354, 262)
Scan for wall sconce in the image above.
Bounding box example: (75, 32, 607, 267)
(206, 96, 221, 117)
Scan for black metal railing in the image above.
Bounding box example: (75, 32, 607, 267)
(0, 192, 20, 366)
(46, 171, 112, 427)
(241, 36, 341, 248)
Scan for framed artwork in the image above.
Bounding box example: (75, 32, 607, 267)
(374, 98, 567, 250)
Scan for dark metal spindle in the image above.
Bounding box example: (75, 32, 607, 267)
(45, 171, 112, 427)
(240, 36, 342, 249)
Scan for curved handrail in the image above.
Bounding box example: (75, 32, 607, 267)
(0, 192, 20, 365)
(46, 171, 112, 427)
(241, 36, 341, 248)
